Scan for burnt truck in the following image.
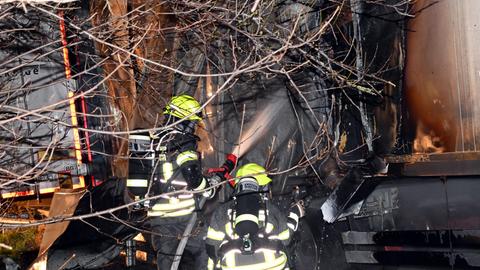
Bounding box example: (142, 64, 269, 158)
(0, 9, 111, 199)
(312, 0, 480, 269)
(15, 0, 480, 269)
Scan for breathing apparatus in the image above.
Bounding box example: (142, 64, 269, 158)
(234, 177, 261, 239)
(232, 163, 272, 254)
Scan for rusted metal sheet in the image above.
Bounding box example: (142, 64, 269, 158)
(38, 189, 86, 256)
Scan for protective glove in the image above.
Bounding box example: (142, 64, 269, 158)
(287, 200, 305, 232)
(222, 154, 237, 176)
(291, 200, 306, 218)
(202, 175, 222, 199)
(291, 186, 307, 218)
(207, 154, 237, 182)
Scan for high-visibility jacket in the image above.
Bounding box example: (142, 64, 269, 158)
(206, 201, 301, 270)
(126, 130, 207, 218)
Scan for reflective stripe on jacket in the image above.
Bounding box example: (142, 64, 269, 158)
(206, 201, 295, 270)
(127, 133, 155, 199)
(219, 249, 288, 270)
(148, 150, 202, 217)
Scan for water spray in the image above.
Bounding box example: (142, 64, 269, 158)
(232, 98, 288, 159)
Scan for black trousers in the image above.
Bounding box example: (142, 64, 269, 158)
(150, 215, 207, 270)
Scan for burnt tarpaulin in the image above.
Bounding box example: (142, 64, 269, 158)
(320, 0, 407, 222)
(168, 1, 332, 194)
(337, 0, 408, 159)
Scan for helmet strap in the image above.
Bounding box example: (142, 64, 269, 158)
(175, 120, 197, 134)
(164, 114, 178, 125)
(164, 115, 197, 134)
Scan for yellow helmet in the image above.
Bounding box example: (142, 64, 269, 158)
(235, 163, 272, 186)
(164, 94, 202, 121)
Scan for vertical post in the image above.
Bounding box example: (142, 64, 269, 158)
(59, 11, 86, 188)
(349, 0, 373, 152)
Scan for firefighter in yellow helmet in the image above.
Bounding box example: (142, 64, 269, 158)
(205, 163, 305, 270)
(127, 94, 236, 269)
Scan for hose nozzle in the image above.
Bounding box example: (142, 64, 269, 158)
(206, 154, 238, 181)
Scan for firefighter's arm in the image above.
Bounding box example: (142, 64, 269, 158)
(268, 204, 292, 245)
(176, 150, 206, 190)
(270, 202, 305, 247)
(287, 201, 305, 233)
(176, 150, 218, 199)
(269, 201, 305, 246)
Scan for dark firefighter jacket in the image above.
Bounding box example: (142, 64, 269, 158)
(127, 129, 207, 218)
(205, 200, 302, 270)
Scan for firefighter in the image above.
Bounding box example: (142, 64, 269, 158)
(205, 163, 305, 270)
(126, 94, 236, 269)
